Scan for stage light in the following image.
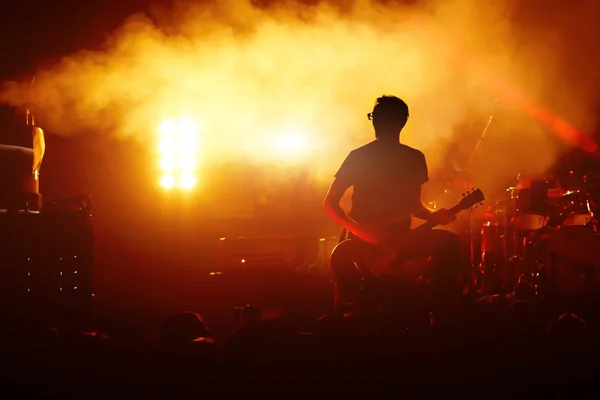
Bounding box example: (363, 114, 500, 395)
(158, 138, 175, 155)
(274, 132, 308, 153)
(160, 157, 175, 172)
(157, 118, 200, 190)
(158, 119, 175, 136)
(178, 174, 196, 189)
(268, 131, 312, 163)
(179, 156, 197, 171)
(160, 173, 176, 189)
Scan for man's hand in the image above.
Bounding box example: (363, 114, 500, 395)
(354, 223, 390, 245)
(430, 208, 457, 225)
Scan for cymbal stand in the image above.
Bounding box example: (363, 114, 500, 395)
(465, 114, 495, 269)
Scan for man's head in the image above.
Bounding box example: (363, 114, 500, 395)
(367, 95, 409, 140)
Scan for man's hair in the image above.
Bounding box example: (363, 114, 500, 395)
(370, 95, 409, 138)
(371, 95, 409, 121)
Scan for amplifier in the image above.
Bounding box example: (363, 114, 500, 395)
(0, 194, 94, 326)
(218, 236, 339, 272)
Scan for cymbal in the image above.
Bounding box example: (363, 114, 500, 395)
(515, 174, 556, 189)
(507, 187, 566, 198)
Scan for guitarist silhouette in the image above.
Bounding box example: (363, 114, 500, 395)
(323, 95, 467, 314)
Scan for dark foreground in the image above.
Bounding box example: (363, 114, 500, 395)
(1, 268, 598, 397)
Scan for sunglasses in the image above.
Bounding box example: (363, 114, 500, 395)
(367, 112, 373, 120)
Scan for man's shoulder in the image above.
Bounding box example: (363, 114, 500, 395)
(342, 142, 373, 162)
(399, 144, 426, 159)
(350, 141, 425, 157)
(349, 140, 378, 153)
(348, 140, 425, 162)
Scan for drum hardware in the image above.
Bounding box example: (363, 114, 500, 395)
(558, 190, 595, 227)
(476, 209, 541, 296)
(494, 200, 509, 226)
(559, 169, 581, 192)
(471, 211, 518, 295)
(528, 226, 600, 296)
(521, 234, 546, 297)
(507, 186, 550, 231)
(474, 170, 600, 298)
(464, 105, 496, 273)
(583, 172, 600, 190)
(475, 179, 553, 296)
(503, 255, 539, 299)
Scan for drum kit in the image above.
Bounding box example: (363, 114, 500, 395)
(472, 172, 600, 298)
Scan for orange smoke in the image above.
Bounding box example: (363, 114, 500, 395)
(0, 0, 598, 192)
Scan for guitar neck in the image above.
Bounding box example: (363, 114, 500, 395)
(415, 203, 463, 233)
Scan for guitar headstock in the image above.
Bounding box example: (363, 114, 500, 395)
(458, 188, 485, 211)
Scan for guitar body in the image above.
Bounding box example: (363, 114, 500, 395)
(330, 238, 395, 281)
(329, 239, 366, 292)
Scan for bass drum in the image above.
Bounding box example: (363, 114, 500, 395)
(538, 226, 600, 296)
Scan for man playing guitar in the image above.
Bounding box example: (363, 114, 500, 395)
(323, 95, 465, 312)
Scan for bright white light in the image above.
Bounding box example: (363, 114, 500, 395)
(157, 118, 200, 190)
(178, 140, 199, 154)
(158, 138, 175, 154)
(179, 156, 197, 171)
(158, 119, 175, 136)
(160, 156, 175, 171)
(178, 118, 197, 136)
(160, 174, 176, 189)
(273, 132, 310, 155)
(178, 174, 196, 189)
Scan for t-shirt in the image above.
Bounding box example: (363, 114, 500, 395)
(335, 139, 428, 230)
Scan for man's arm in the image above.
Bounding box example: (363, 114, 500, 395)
(412, 186, 435, 221)
(323, 178, 360, 236)
(412, 186, 456, 225)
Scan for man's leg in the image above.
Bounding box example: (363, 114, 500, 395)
(389, 229, 465, 305)
(393, 229, 468, 343)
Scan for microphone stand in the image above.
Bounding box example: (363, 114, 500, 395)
(467, 114, 494, 173)
(465, 113, 495, 277)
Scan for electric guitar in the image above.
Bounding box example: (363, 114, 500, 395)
(330, 189, 485, 283)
